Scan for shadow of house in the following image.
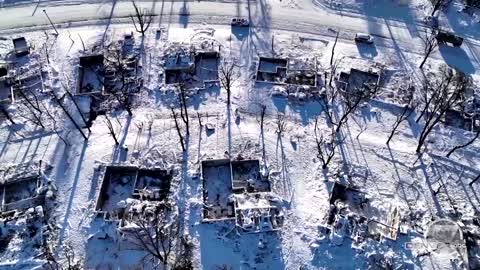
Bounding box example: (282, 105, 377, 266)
(12, 37, 30, 57)
(95, 165, 172, 220)
(76, 55, 105, 95)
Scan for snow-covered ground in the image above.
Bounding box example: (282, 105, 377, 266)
(0, 0, 479, 269)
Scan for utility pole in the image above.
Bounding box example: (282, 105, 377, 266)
(43, 9, 59, 35)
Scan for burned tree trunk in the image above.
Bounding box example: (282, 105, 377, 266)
(105, 115, 119, 145)
(219, 60, 238, 157)
(431, 0, 450, 16)
(419, 29, 438, 69)
(416, 66, 468, 153)
(178, 84, 190, 136)
(314, 117, 338, 169)
(387, 95, 413, 145)
(446, 129, 480, 157)
(336, 84, 378, 134)
(130, 1, 153, 37)
(52, 93, 88, 141)
(0, 105, 15, 125)
(330, 31, 339, 66)
(171, 108, 186, 152)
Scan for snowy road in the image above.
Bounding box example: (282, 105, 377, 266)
(1, 0, 479, 73)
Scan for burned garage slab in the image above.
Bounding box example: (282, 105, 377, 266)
(256, 57, 318, 87)
(235, 193, 284, 233)
(95, 166, 172, 219)
(12, 37, 30, 57)
(0, 162, 52, 214)
(232, 160, 270, 193)
(256, 57, 288, 84)
(133, 169, 172, 201)
(201, 159, 277, 228)
(77, 55, 104, 95)
(95, 166, 137, 213)
(337, 68, 380, 93)
(326, 182, 400, 241)
(201, 159, 235, 220)
(164, 49, 219, 90)
(0, 176, 45, 213)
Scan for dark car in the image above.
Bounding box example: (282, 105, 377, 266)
(231, 17, 250, 27)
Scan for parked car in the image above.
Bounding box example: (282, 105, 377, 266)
(231, 17, 250, 27)
(354, 33, 374, 44)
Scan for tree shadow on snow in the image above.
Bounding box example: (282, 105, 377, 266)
(198, 223, 286, 269)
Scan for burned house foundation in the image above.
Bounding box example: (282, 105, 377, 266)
(201, 159, 284, 232)
(95, 165, 172, 220)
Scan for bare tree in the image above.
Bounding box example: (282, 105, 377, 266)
(275, 113, 287, 136)
(470, 174, 480, 186)
(0, 104, 15, 125)
(330, 31, 339, 66)
(104, 45, 141, 116)
(172, 108, 186, 152)
(50, 92, 89, 141)
(219, 60, 238, 108)
(130, 0, 153, 37)
(386, 94, 414, 145)
(430, 0, 451, 16)
(336, 83, 379, 133)
(416, 66, 469, 153)
(219, 60, 238, 157)
(178, 84, 190, 136)
(43, 241, 83, 270)
(16, 86, 45, 128)
(41, 100, 69, 146)
(121, 205, 179, 268)
(314, 117, 338, 169)
(446, 129, 480, 157)
(419, 29, 438, 69)
(105, 115, 119, 145)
